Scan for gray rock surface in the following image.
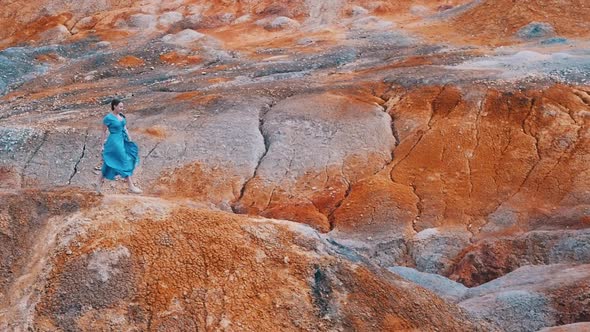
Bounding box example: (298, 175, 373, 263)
(461, 290, 554, 332)
(265, 16, 301, 30)
(161, 29, 205, 45)
(411, 227, 472, 274)
(21, 129, 88, 187)
(233, 92, 396, 230)
(464, 264, 590, 298)
(127, 14, 158, 29)
(450, 229, 590, 286)
(388, 266, 468, 302)
(539, 322, 590, 332)
(459, 264, 590, 332)
(158, 11, 183, 26)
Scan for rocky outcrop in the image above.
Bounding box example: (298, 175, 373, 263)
(328, 84, 590, 277)
(233, 92, 396, 231)
(459, 264, 590, 332)
(389, 263, 590, 332)
(433, 0, 590, 45)
(539, 323, 590, 332)
(450, 229, 590, 287)
(0, 189, 492, 331)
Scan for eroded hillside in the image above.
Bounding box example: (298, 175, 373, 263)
(1, 0, 589, 331)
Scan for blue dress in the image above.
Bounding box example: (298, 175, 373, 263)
(101, 113, 139, 180)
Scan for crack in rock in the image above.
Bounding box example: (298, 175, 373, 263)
(67, 130, 89, 185)
(21, 130, 48, 187)
(231, 101, 274, 213)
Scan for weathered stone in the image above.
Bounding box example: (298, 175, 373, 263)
(459, 264, 590, 331)
(450, 229, 590, 287)
(0, 189, 493, 331)
(388, 266, 468, 302)
(127, 14, 158, 29)
(517, 22, 555, 39)
(411, 227, 472, 274)
(161, 29, 205, 45)
(40, 25, 70, 43)
(158, 11, 183, 26)
(234, 92, 396, 231)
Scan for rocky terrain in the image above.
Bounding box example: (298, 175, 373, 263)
(0, 0, 589, 331)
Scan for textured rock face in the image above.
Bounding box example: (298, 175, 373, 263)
(458, 264, 590, 331)
(438, 0, 590, 46)
(389, 263, 590, 331)
(450, 229, 590, 287)
(539, 323, 590, 332)
(0, 189, 490, 331)
(0, 189, 100, 299)
(1, 0, 590, 330)
(234, 92, 396, 231)
(329, 85, 590, 277)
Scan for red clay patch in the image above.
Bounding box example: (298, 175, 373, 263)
(159, 52, 202, 66)
(140, 126, 167, 138)
(117, 55, 144, 68)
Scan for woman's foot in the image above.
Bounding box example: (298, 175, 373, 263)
(128, 185, 143, 194)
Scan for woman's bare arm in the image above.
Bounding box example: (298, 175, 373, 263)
(124, 125, 131, 140)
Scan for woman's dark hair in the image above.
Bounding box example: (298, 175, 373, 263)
(110, 98, 121, 111)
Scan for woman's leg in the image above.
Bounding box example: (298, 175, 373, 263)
(95, 174, 104, 194)
(126, 175, 142, 193)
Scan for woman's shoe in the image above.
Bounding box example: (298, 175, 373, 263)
(128, 185, 143, 194)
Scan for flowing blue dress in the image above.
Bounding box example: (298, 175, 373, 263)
(101, 113, 139, 180)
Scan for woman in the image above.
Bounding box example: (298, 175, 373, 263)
(96, 98, 142, 194)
